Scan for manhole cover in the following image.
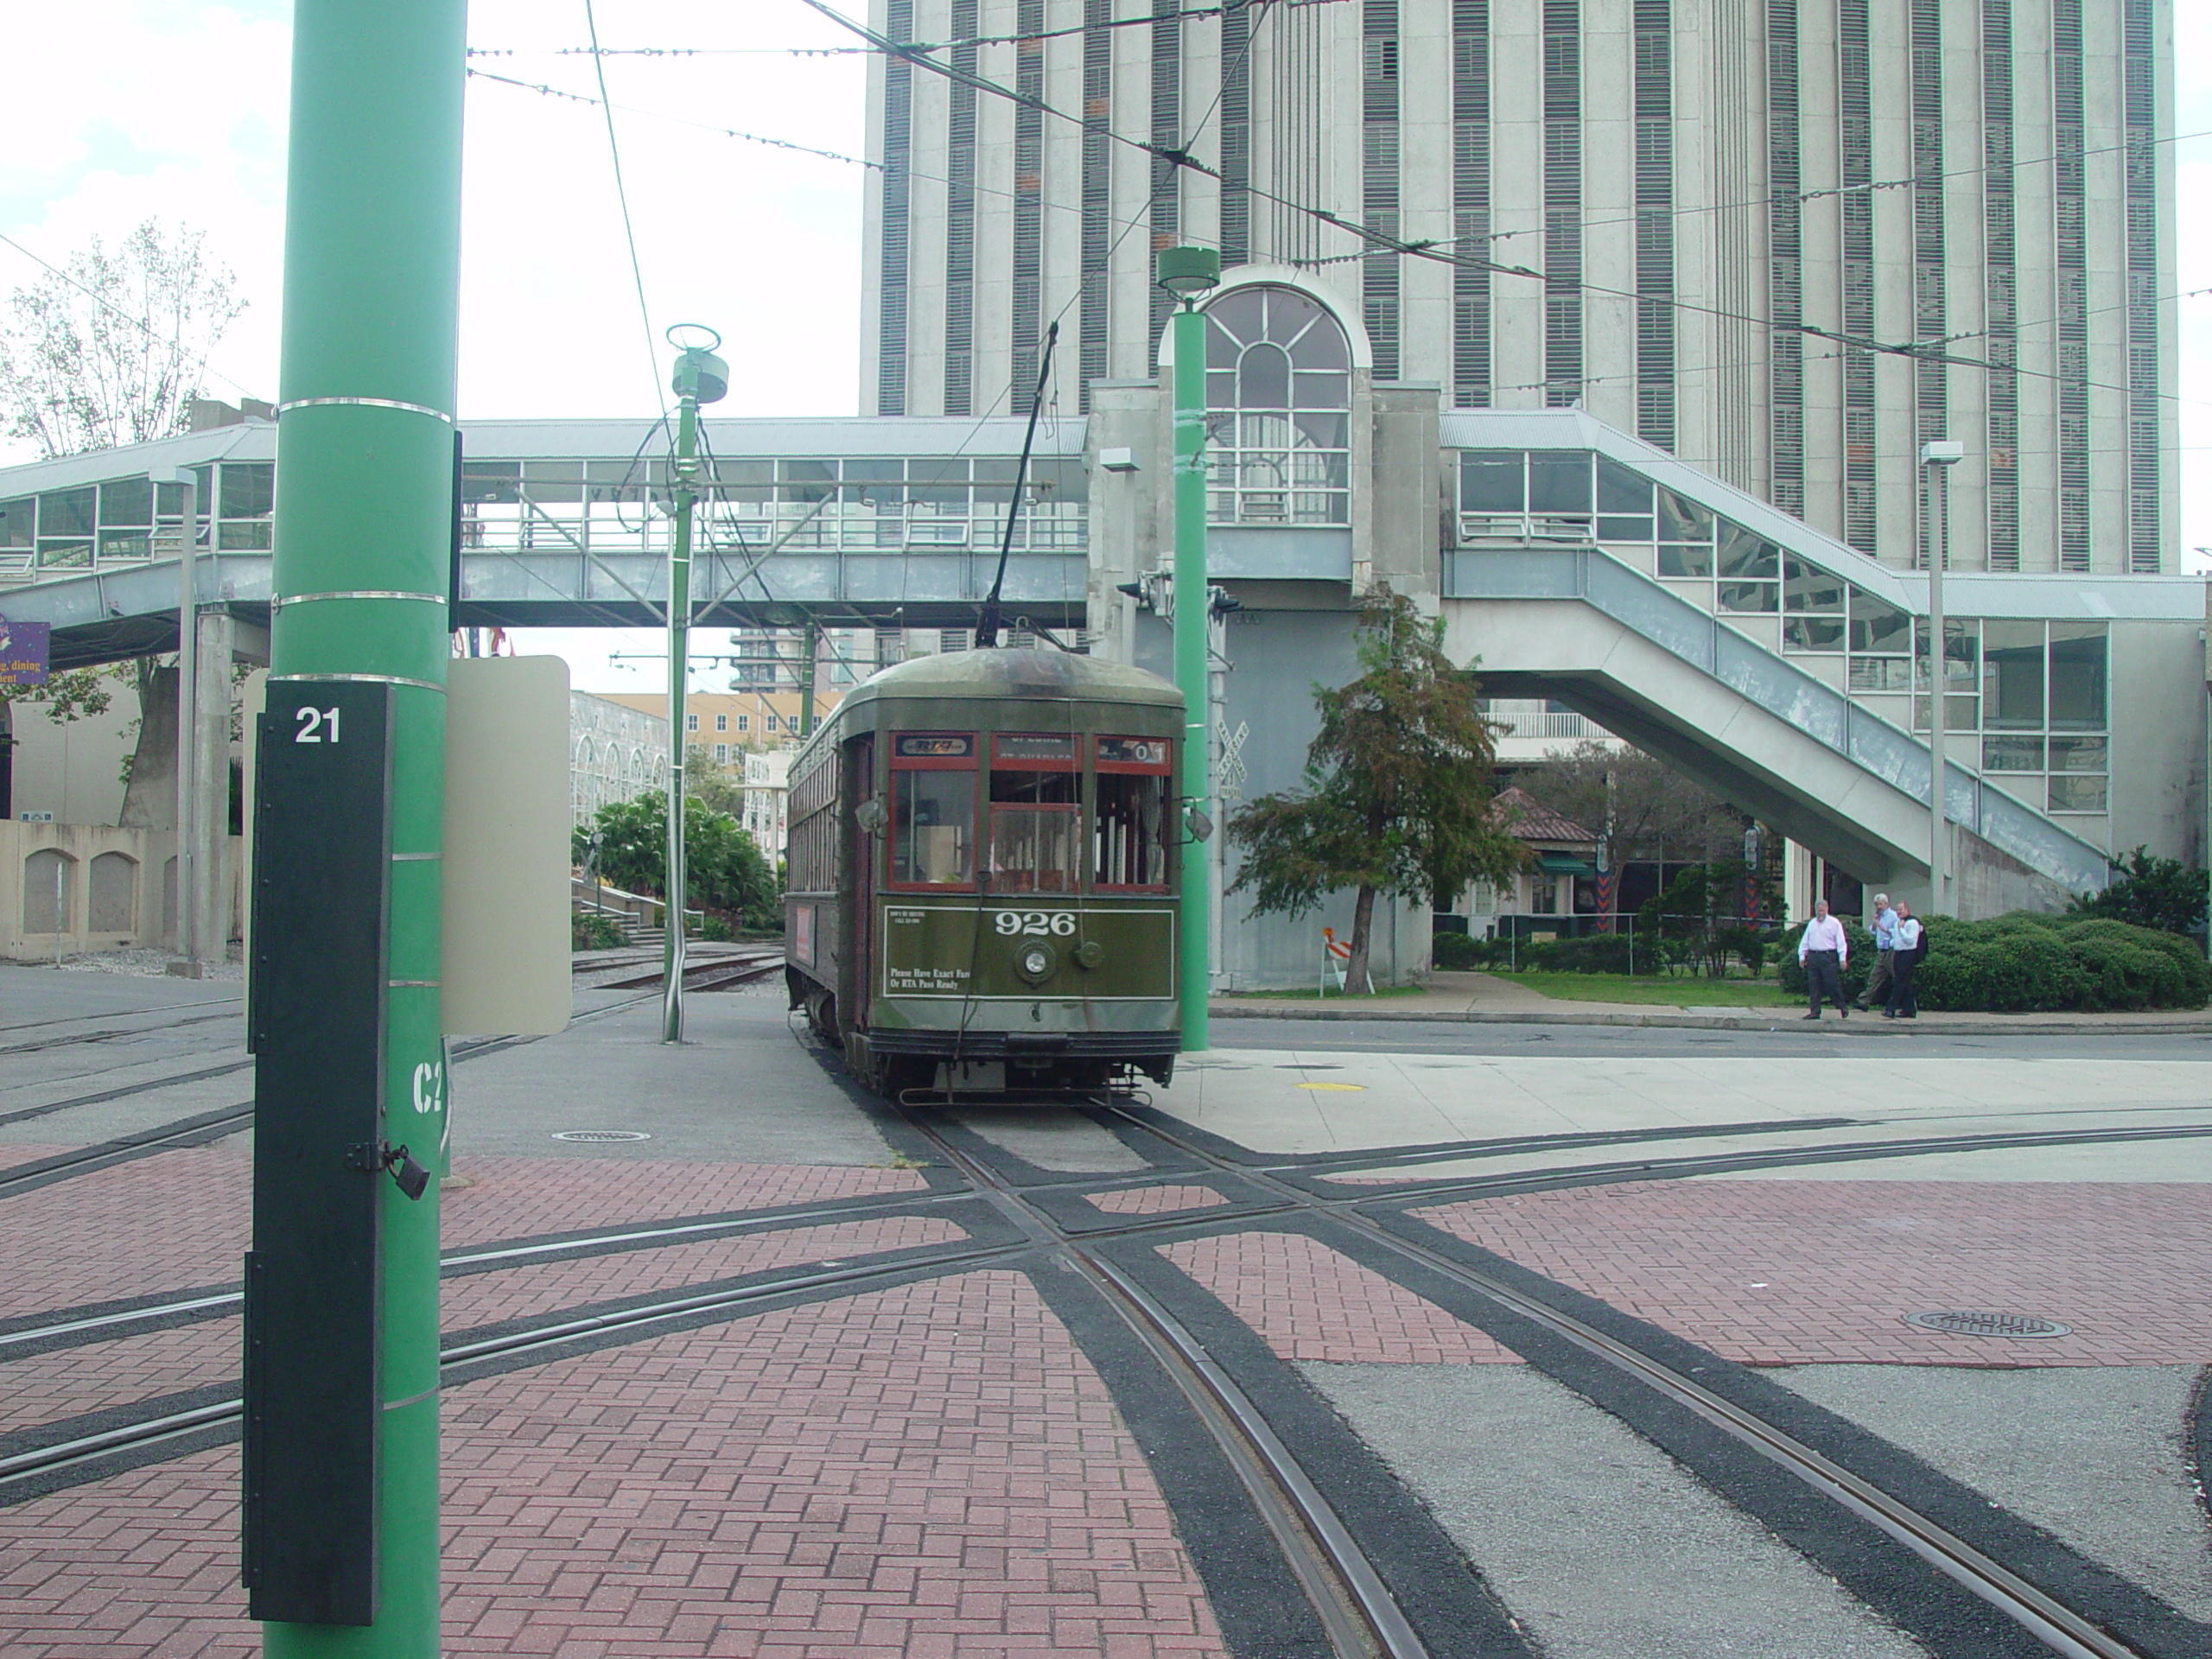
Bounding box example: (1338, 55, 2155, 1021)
(1903, 1310, 2072, 1338)
(551, 1129, 652, 1143)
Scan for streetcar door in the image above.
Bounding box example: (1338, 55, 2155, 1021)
(849, 734, 874, 1031)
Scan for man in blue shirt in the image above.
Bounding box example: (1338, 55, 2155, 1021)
(1854, 892, 1898, 1011)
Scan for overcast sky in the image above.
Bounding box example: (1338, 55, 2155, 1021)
(7, 2, 2209, 693)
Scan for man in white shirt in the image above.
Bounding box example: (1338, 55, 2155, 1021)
(1885, 901, 1925, 1019)
(1796, 899, 1850, 1020)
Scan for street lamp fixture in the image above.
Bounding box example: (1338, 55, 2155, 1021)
(1156, 245, 1222, 304)
(1919, 439, 1965, 917)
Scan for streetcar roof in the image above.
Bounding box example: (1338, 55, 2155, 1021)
(835, 646, 1184, 715)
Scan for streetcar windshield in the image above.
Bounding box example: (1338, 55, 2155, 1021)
(1095, 772, 1166, 887)
(893, 771, 974, 885)
(1094, 734, 1171, 890)
(988, 735, 1080, 892)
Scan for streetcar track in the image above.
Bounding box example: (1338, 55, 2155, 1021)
(8, 1111, 2207, 1363)
(1103, 1102, 2180, 1659)
(0, 1058, 255, 1132)
(0, 989, 671, 1201)
(0, 996, 242, 1039)
(0, 1185, 987, 1357)
(0, 1007, 241, 1059)
(7, 997, 2197, 1657)
(893, 1100, 1431, 1659)
(0, 1239, 1026, 1507)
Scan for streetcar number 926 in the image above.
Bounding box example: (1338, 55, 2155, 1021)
(993, 911, 1076, 937)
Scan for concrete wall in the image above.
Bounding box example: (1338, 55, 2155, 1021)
(2108, 619, 2209, 868)
(3, 694, 137, 826)
(0, 821, 245, 961)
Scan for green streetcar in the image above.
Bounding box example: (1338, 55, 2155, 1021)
(784, 646, 1186, 1095)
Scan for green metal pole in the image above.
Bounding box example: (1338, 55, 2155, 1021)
(798, 617, 818, 736)
(1171, 294, 1211, 1052)
(264, 1, 463, 1653)
(664, 392, 698, 1043)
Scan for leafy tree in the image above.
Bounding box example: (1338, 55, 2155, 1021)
(683, 743, 748, 818)
(572, 789, 779, 931)
(1226, 585, 1525, 992)
(1514, 738, 1747, 864)
(0, 220, 245, 459)
(2073, 846, 2209, 939)
(0, 665, 117, 726)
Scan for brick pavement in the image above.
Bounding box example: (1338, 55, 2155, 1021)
(1161, 1230, 1521, 1365)
(0, 1150, 928, 1321)
(0, 1217, 969, 1438)
(440, 1159, 930, 1250)
(1418, 1180, 2212, 1367)
(1089, 1185, 1229, 1217)
(0, 1141, 67, 1169)
(0, 1272, 1228, 1658)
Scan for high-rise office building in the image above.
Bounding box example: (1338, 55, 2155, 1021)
(861, 0, 2177, 574)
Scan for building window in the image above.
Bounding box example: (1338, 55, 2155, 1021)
(766, 715, 779, 732)
(685, 714, 698, 732)
(715, 714, 728, 731)
(737, 715, 749, 732)
(1204, 285, 1351, 527)
(714, 744, 728, 761)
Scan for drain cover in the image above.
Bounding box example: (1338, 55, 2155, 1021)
(551, 1129, 652, 1143)
(1903, 1310, 2072, 1338)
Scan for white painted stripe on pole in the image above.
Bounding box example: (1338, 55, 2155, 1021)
(274, 395, 454, 423)
(274, 590, 448, 609)
(270, 672, 447, 693)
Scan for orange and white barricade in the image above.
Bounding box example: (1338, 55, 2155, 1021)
(1320, 926, 1374, 996)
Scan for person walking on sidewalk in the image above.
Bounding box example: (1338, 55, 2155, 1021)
(1885, 902, 1925, 1019)
(1856, 893, 1897, 1011)
(1797, 899, 1850, 1020)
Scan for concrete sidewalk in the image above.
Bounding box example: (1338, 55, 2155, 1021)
(1211, 969, 2212, 1034)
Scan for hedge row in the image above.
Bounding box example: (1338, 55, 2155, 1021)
(1776, 911, 2209, 1013)
(1432, 928, 1775, 977)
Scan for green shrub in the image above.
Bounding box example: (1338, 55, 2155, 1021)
(1522, 933, 1636, 976)
(699, 912, 735, 944)
(571, 911, 625, 951)
(1816, 909, 2210, 1013)
(1775, 920, 1874, 1003)
(1432, 929, 1484, 970)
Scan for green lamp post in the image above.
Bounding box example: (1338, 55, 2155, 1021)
(1157, 245, 1220, 1053)
(663, 327, 728, 1043)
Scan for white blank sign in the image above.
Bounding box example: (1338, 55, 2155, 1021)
(442, 656, 571, 1035)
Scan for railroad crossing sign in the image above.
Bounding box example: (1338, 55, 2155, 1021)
(1217, 718, 1249, 800)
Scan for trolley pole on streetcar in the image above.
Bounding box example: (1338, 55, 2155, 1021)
(663, 329, 728, 1044)
(1158, 245, 1221, 1053)
(248, 2, 463, 1651)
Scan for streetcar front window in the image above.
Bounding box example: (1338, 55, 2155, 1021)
(1095, 772, 1167, 887)
(893, 771, 975, 885)
(988, 737, 1080, 893)
(1094, 734, 1171, 890)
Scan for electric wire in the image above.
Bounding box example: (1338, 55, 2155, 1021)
(579, 0, 668, 423)
(791, 0, 2212, 417)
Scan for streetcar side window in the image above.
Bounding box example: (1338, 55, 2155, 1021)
(1095, 735, 1171, 890)
(988, 733, 1080, 893)
(890, 733, 976, 887)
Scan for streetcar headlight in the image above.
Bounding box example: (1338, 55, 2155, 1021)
(1015, 943, 1055, 983)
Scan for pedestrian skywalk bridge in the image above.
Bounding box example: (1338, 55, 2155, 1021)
(3, 407, 2193, 902)
(1436, 410, 2195, 899)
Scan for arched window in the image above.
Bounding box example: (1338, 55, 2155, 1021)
(1204, 285, 1351, 526)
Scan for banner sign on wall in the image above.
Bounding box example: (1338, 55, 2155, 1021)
(0, 620, 51, 688)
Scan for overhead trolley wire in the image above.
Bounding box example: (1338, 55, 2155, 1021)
(579, 0, 667, 423)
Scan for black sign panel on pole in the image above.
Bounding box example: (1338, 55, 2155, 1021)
(242, 678, 394, 1626)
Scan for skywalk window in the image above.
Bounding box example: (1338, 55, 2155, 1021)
(1204, 285, 1351, 528)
